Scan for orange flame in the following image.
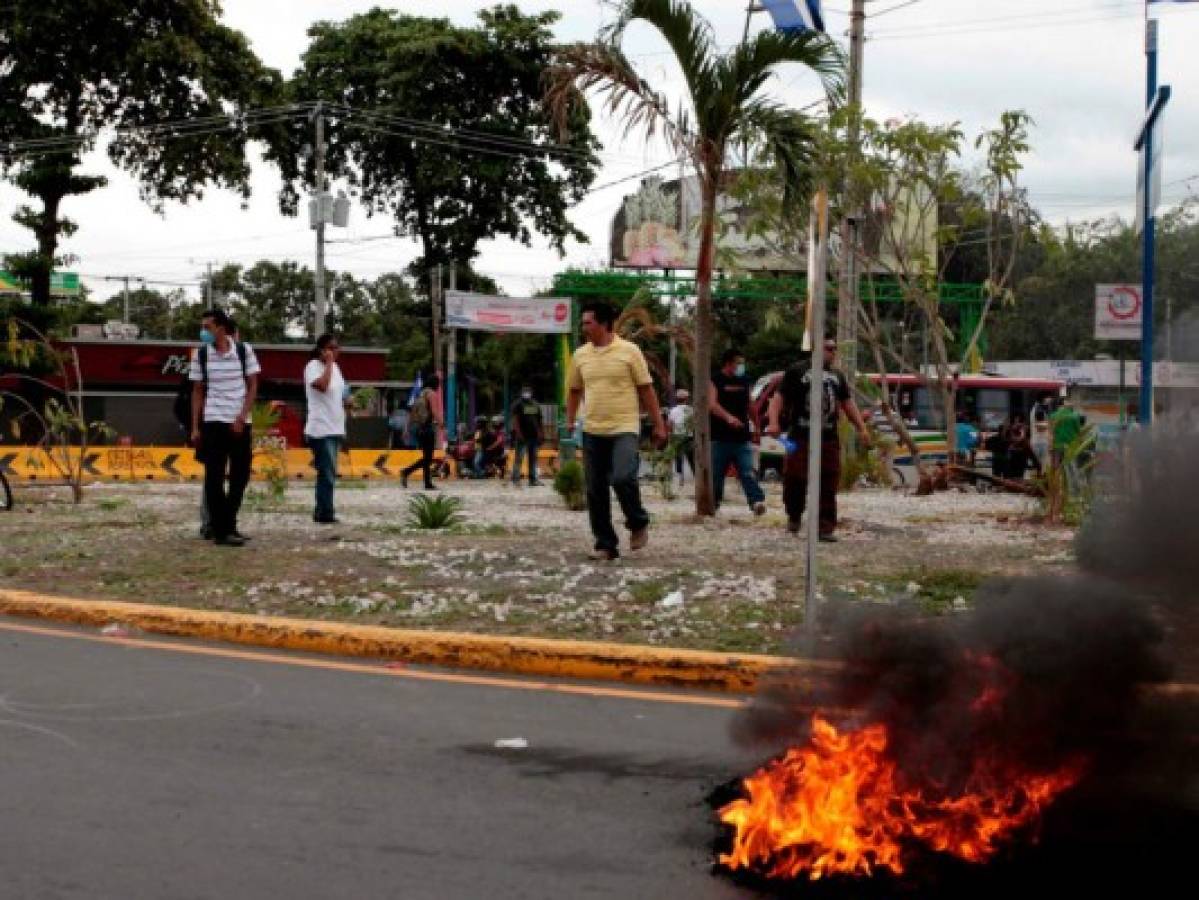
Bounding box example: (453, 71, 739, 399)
(718, 716, 1083, 881)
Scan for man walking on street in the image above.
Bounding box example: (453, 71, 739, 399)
(401, 374, 443, 490)
(766, 339, 870, 542)
(190, 309, 260, 547)
(565, 302, 667, 561)
(509, 384, 544, 486)
(710, 349, 767, 516)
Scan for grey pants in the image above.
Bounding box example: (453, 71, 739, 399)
(582, 432, 649, 552)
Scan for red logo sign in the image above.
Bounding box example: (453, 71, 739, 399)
(1107, 286, 1141, 320)
(554, 303, 569, 323)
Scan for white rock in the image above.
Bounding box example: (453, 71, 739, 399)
(494, 737, 529, 750)
(658, 590, 685, 609)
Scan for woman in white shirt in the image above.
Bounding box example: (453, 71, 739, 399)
(304, 334, 348, 524)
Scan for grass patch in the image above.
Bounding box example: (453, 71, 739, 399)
(628, 579, 673, 605)
(96, 498, 130, 512)
(888, 567, 986, 613)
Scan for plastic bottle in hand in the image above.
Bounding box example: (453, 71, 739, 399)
(781, 436, 798, 456)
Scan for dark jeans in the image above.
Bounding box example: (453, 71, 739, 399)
(511, 439, 539, 484)
(201, 421, 252, 539)
(582, 433, 649, 552)
(402, 425, 436, 488)
(713, 440, 766, 509)
(783, 434, 841, 535)
(673, 439, 695, 481)
(309, 435, 340, 521)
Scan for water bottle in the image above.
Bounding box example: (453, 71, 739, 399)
(781, 436, 798, 456)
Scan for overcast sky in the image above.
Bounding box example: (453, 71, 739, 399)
(3, 0, 1197, 305)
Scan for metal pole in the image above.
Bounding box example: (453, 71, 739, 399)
(1118, 343, 1127, 427)
(1140, 16, 1157, 426)
(205, 262, 213, 307)
(837, 0, 866, 384)
(447, 267, 458, 440)
(314, 103, 328, 338)
(122, 276, 131, 325)
(804, 188, 830, 650)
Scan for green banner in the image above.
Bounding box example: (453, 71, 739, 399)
(0, 270, 81, 297)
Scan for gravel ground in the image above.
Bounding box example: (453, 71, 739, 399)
(0, 475, 1076, 654)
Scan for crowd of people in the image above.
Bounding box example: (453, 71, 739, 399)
(184, 300, 1097, 557)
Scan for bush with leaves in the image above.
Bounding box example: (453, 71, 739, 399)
(405, 493, 465, 530)
(553, 460, 587, 511)
(1037, 425, 1097, 525)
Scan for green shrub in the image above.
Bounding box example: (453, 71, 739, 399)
(553, 460, 587, 511)
(410, 493, 470, 527)
(405, 493, 465, 530)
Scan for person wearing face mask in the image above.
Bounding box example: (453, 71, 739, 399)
(709, 348, 767, 516)
(509, 384, 545, 487)
(189, 309, 260, 546)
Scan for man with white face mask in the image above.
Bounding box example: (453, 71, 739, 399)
(709, 348, 766, 516)
(509, 384, 545, 486)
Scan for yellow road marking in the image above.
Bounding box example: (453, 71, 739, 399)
(0, 618, 747, 710)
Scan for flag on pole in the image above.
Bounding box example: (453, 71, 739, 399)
(761, 0, 825, 34)
(407, 370, 423, 407)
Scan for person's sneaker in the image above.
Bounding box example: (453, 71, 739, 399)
(818, 532, 839, 543)
(423, 484, 438, 491)
(629, 526, 649, 551)
(787, 518, 802, 534)
(230, 529, 251, 541)
(752, 502, 767, 517)
(314, 517, 341, 525)
(588, 547, 619, 561)
(401, 473, 409, 489)
(199, 526, 213, 540)
(529, 480, 543, 487)
(213, 534, 246, 547)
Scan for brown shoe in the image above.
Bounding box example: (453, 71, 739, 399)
(629, 526, 649, 551)
(787, 518, 801, 534)
(588, 547, 619, 561)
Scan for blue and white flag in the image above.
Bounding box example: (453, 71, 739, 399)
(761, 0, 825, 34)
(407, 370, 423, 406)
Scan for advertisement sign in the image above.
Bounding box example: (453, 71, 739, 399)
(0, 270, 81, 297)
(1095, 284, 1143, 341)
(445, 291, 571, 334)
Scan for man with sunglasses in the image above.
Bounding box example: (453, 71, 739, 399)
(766, 339, 870, 542)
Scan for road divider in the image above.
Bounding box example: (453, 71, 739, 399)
(0, 588, 833, 693)
(0, 445, 560, 483)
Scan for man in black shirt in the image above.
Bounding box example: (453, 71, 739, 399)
(509, 385, 545, 486)
(766, 339, 870, 541)
(709, 349, 766, 516)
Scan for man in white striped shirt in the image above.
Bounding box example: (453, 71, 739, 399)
(189, 308, 260, 547)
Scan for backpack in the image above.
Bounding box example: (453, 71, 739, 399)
(410, 389, 433, 427)
(177, 342, 249, 431)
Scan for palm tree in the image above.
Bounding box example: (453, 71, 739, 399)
(547, 0, 844, 515)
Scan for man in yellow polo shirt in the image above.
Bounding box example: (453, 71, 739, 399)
(566, 302, 667, 560)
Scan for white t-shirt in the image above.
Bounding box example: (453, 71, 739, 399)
(304, 359, 347, 438)
(189, 342, 261, 424)
(668, 404, 693, 436)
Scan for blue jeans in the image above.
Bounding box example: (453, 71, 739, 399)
(309, 435, 340, 521)
(582, 433, 649, 553)
(511, 439, 539, 484)
(713, 440, 766, 509)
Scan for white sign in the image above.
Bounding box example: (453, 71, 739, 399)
(445, 291, 571, 334)
(1095, 284, 1143, 341)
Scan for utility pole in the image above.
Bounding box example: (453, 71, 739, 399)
(313, 102, 328, 338)
(432, 264, 444, 433)
(122, 276, 132, 325)
(836, 0, 866, 383)
(447, 266, 458, 440)
(205, 262, 213, 307)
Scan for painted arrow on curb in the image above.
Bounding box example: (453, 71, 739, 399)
(374, 454, 391, 476)
(160, 453, 181, 476)
(80, 453, 102, 476)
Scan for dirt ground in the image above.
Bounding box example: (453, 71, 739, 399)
(0, 475, 1076, 654)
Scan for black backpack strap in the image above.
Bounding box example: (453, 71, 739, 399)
(199, 344, 208, 389)
(236, 341, 248, 379)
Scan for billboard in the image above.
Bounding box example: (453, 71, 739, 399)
(1095, 284, 1143, 341)
(0, 270, 81, 298)
(445, 291, 571, 334)
(609, 173, 936, 274)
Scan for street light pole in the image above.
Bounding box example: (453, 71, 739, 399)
(313, 103, 328, 338)
(837, 0, 866, 383)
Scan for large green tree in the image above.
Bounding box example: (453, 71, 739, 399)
(0, 0, 280, 306)
(546, 0, 843, 515)
(268, 5, 600, 281)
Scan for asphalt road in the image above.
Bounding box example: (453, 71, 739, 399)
(0, 617, 760, 900)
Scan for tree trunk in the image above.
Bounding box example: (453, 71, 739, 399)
(30, 194, 62, 307)
(691, 169, 720, 517)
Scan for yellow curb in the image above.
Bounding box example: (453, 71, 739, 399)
(0, 589, 836, 694)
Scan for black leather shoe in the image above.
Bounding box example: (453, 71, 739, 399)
(230, 529, 251, 541)
(213, 534, 246, 547)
